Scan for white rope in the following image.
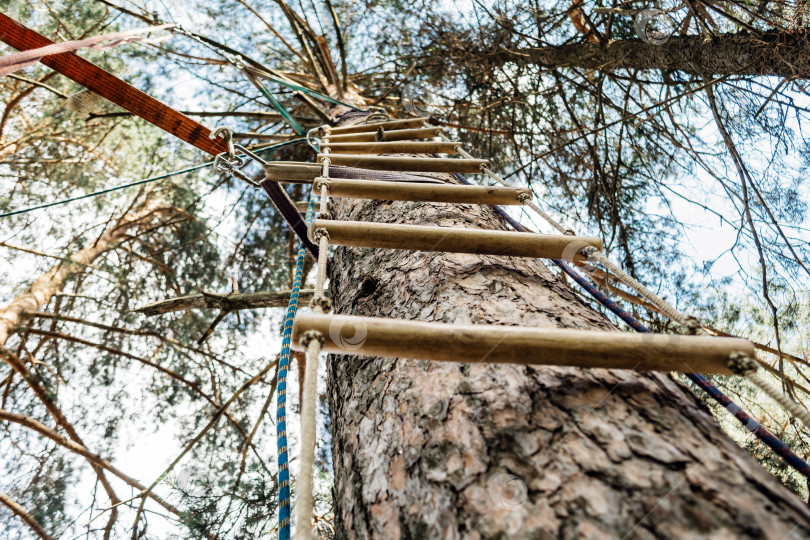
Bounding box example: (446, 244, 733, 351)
(294, 333, 322, 540)
(294, 127, 332, 540)
(748, 371, 810, 430)
(581, 248, 702, 334)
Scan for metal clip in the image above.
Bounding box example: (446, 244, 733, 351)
(209, 127, 260, 188)
(306, 127, 321, 152)
(233, 143, 271, 166)
(210, 126, 237, 160)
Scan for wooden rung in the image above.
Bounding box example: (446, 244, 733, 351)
(309, 220, 602, 260)
(316, 178, 530, 205)
(264, 162, 449, 184)
(264, 162, 322, 183)
(319, 154, 489, 174)
(324, 141, 461, 155)
(325, 117, 431, 134)
(291, 313, 752, 374)
(326, 127, 442, 143)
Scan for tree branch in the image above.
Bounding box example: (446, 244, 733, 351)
(0, 492, 55, 540)
(135, 289, 316, 316)
(0, 408, 181, 516)
(500, 31, 810, 78)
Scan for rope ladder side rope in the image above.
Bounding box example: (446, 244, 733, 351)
(293, 127, 333, 540)
(434, 123, 810, 432)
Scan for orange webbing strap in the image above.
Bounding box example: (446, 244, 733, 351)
(0, 13, 318, 258)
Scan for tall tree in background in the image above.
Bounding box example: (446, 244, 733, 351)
(0, 0, 809, 538)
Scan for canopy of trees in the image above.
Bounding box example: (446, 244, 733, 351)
(0, 0, 808, 538)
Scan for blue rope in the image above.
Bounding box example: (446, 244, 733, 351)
(276, 190, 317, 539)
(0, 162, 213, 219)
(452, 173, 810, 479)
(0, 138, 307, 219)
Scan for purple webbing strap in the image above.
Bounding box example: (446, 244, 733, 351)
(329, 166, 445, 184)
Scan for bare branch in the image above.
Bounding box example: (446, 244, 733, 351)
(135, 289, 316, 316)
(0, 408, 181, 516)
(0, 492, 55, 540)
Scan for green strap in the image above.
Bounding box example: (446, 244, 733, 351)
(262, 74, 362, 110)
(258, 84, 306, 135)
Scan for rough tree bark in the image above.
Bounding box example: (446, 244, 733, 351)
(323, 118, 810, 539)
(489, 31, 810, 78)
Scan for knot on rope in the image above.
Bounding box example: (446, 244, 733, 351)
(314, 180, 330, 192)
(300, 330, 325, 349)
(580, 245, 600, 259)
(682, 315, 702, 335)
(517, 192, 532, 204)
(316, 212, 333, 221)
(727, 352, 759, 375)
(313, 227, 330, 242)
(309, 297, 332, 313)
(564, 229, 577, 236)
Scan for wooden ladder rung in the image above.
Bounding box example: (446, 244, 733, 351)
(327, 127, 442, 143)
(324, 141, 460, 155)
(325, 117, 431, 134)
(319, 154, 489, 174)
(291, 313, 752, 374)
(316, 178, 530, 205)
(264, 162, 449, 184)
(264, 162, 322, 183)
(309, 219, 602, 260)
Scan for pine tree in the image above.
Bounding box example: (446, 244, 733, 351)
(1, 1, 809, 538)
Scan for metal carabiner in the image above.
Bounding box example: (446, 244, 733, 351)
(210, 126, 237, 161)
(306, 127, 321, 153)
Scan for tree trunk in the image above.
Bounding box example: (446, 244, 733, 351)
(323, 129, 810, 538)
(491, 31, 810, 78)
